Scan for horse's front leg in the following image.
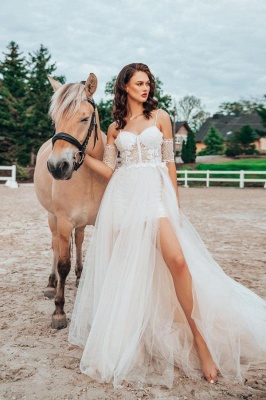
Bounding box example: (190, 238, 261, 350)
(75, 226, 85, 287)
(44, 212, 59, 299)
(51, 219, 73, 329)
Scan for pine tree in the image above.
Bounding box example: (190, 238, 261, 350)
(238, 125, 257, 154)
(0, 41, 28, 164)
(202, 126, 224, 155)
(181, 131, 196, 163)
(97, 98, 113, 134)
(27, 44, 65, 164)
(225, 125, 257, 156)
(256, 106, 266, 137)
(181, 140, 187, 163)
(186, 131, 197, 162)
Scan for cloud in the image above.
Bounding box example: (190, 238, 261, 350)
(1, 0, 266, 114)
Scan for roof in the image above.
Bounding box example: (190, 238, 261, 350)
(175, 121, 191, 133)
(196, 113, 264, 142)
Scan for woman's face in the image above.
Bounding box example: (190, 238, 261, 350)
(125, 71, 150, 103)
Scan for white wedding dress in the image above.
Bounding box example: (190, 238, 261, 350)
(68, 120, 266, 388)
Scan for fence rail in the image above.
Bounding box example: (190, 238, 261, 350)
(1, 166, 265, 189)
(177, 170, 266, 188)
(0, 165, 18, 188)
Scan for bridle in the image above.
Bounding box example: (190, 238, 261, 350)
(51, 83, 98, 171)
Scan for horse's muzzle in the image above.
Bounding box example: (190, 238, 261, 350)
(47, 159, 73, 180)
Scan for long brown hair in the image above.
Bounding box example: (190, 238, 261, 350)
(113, 63, 158, 130)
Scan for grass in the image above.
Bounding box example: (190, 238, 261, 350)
(196, 158, 266, 171)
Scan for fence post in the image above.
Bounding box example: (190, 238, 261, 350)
(4, 165, 18, 188)
(184, 170, 189, 188)
(239, 170, 244, 188)
(11, 165, 16, 182)
(206, 170, 210, 188)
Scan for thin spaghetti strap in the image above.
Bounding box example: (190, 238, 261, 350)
(154, 109, 160, 127)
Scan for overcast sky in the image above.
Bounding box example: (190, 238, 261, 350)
(1, 0, 266, 114)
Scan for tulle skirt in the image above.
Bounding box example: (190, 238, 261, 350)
(68, 162, 266, 388)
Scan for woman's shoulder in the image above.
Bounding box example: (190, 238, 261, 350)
(155, 108, 171, 125)
(107, 121, 118, 138)
(155, 109, 172, 138)
(156, 108, 170, 119)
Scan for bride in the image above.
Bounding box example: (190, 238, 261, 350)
(68, 63, 266, 388)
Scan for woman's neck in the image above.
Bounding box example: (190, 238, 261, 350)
(127, 98, 144, 120)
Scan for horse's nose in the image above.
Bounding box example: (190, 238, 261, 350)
(47, 158, 72, 180)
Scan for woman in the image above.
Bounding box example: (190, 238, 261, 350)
(69, 63, 266, 389)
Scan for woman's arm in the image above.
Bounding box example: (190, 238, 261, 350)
(158, 109, 180, 207)
(84, 123, 117, 179)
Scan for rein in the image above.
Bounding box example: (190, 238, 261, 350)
(52, 87, 98, 171)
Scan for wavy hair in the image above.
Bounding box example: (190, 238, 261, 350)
(113, 63, 158, 130)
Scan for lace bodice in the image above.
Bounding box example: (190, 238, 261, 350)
(103, 126, 175, 170)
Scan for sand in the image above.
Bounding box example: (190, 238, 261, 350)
(0, 185, 265, 400)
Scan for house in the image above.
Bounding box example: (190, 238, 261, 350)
(174, 121, 191, 153)
(196, 113, 266, 153)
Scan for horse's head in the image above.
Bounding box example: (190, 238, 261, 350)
(47, 73, 98, 180)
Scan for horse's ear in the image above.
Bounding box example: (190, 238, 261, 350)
(84, 73, 98, 97)
(48, 76, 63, 92)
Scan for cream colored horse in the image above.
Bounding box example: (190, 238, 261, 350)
(34, 74, 107, 329)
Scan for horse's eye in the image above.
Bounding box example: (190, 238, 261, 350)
(81, 117, 90, 123)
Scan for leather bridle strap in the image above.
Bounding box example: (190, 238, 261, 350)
(52, 132, 83, 151)
(51, 93, 98, 171)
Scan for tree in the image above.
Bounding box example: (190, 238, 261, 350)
(181, 130, 196, 163)
(256, 103, 266, 137)
(176, 95, 210, 133)
(104, 76, 116, 96)
(225, 125, 257, 157)
(238, 125, 257, 153)
(97, 98, 113, 134)
(199, 126, 224, 155)
(0, 41, 28, 165)
(26, 44, 65, 164)
(181, 140, 187, 162)
(97, 76, 115, 133)
(154, 77, 173, 113)
(218, 98, 266, 116)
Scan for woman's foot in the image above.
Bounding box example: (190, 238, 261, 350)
(194, 336, 218, 383)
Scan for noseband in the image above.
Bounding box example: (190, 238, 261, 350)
(52, 85, 98, 171)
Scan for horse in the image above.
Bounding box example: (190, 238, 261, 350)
(34, 73, 107, 329)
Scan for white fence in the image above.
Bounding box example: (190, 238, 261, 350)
(0, 165, 18, 188)
(178, 170, 266, 189)
(1, 166, 265, 189)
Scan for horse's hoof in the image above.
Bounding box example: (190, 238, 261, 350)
(51, 314, 67, 330)
(44, 287, 56, 299)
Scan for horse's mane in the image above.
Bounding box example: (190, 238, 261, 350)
(49, 83, 87, 123)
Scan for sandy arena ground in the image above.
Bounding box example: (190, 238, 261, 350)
(0, 185, 265, 400)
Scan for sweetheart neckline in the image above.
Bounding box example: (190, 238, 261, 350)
(114, 126, 163, 142)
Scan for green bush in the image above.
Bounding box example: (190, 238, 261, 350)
(16, 164, 30, 180)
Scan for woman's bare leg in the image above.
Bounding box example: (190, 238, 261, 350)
(159, 217, 218, 383)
